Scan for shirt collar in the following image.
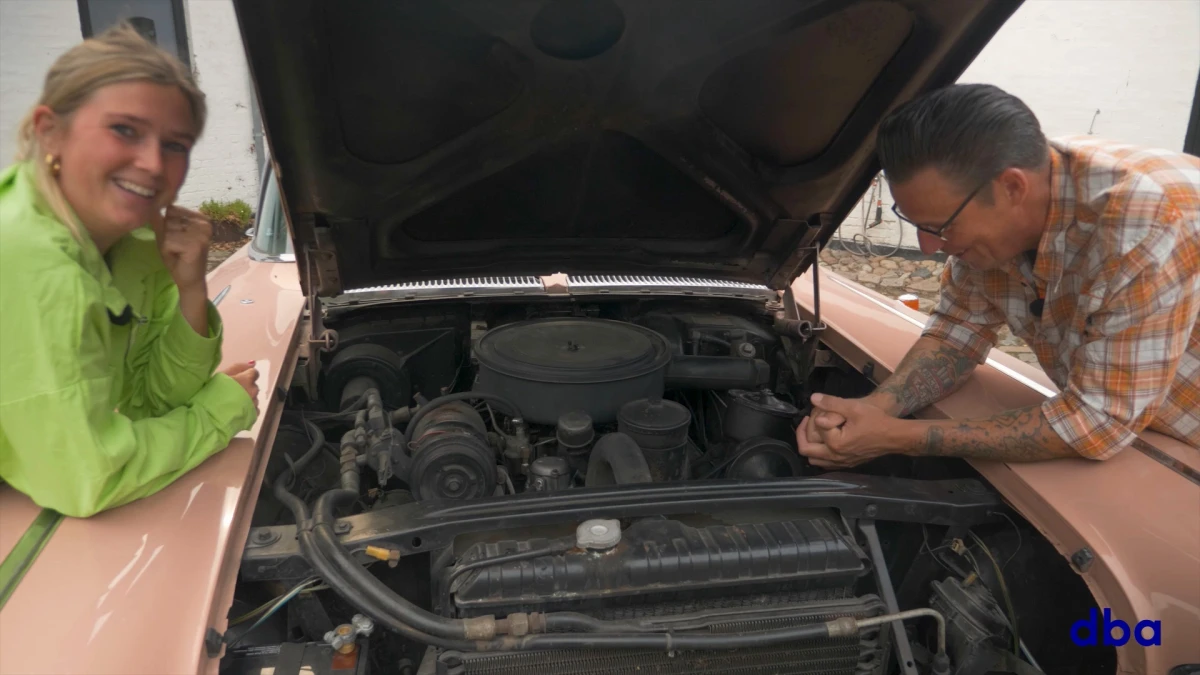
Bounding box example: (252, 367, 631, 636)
(1030, 144, 1074, 285)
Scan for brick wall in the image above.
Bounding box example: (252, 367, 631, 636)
(0, 0, 259, 210)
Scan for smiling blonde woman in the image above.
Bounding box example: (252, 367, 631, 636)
(0, 23, 260, 517)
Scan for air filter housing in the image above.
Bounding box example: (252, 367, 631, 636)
(472, 318, 672, 424)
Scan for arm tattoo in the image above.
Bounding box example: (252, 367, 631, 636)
(875, 338, 978, 417)
(920, 405, 1077, 461)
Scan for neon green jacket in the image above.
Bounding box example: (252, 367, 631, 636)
(0, 161, 257, 517)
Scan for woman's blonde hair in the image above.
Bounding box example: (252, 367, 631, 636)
(14, 21, 206, 240)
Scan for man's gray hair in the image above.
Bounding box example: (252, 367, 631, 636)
(877, 84, 1049, 200)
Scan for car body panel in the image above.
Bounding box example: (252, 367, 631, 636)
(0, 491, 43, 564)
(791, 267, 1200, 675)
(0, 247, 304, 675)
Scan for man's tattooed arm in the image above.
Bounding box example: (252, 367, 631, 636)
(900, 405, 1078, 461)
(865, 336, 980, 417)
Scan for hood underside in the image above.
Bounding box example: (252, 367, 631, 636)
(233, 0, 1018, 295)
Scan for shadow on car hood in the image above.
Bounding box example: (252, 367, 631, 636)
(232, 0, 1019, 295)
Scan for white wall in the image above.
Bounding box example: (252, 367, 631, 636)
(837, 0, 1200, 252)
(0, 0, 259, 210)
(175, 0, 258, 207)
(0, 0, 83, 167)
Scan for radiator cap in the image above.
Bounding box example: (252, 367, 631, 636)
(576, 519, 622, 550)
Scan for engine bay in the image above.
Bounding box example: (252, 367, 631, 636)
(223, 295, 1115, 675)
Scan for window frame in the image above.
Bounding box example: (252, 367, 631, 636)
(77, 0, 192, 68)
(248, 162, 295, 263)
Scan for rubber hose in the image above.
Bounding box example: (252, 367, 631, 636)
(302, 494, 849, 651)
(313, 489, 469, 639)
(401, 392, 521, 450)
(271, 420, 327, 522)
(585, 433, 653, 486)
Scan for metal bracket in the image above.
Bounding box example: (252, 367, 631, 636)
(304, 250, 339, 396)
(798, 242, 828, 334)
(861, 520, 920, 675)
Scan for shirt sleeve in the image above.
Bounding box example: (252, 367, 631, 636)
(0, 261, 258, 518)
(120, 274, 224, 419)
(920, 258, 1007, 363)
(1041, 234, 1200, 460)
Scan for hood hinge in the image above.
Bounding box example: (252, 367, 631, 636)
(305, 249, 339, 396)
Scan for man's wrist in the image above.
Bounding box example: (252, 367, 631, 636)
(861, 391, 903, 418)
(882, 417, 931, 456)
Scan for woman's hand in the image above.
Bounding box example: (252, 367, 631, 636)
(221, 362, 260, 415)
(156, 205, 212, 294)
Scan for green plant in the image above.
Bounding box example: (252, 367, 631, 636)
(199, 198, 254, 228)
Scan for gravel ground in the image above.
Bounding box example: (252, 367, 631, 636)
(205, 238, 248, 272)
(818, 247, 1040, 366)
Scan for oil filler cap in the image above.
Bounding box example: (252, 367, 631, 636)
(576, 519, 621, 550)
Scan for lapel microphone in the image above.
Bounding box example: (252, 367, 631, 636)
(1029, 298, 1045, 318)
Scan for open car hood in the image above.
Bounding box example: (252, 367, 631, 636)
(233, 0, 1018, 295)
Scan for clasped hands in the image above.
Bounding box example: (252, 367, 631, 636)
(795, 394, 905, 469)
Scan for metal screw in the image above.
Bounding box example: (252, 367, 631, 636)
(334, 521, 352, 535)
(1071, 547, 1094, 572)
(352, 614, 375, 636)
(253, 530, 273, 543)
(864, 504, 878, 518)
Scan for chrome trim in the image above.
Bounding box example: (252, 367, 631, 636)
(247, 247, 295, 263)
(1132, 439, 1200, 487)
(566, 274, 776, 300)
(329, 276, 546, 306)
(212, 285, 232, 306)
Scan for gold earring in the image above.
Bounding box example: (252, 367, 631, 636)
(44, 153, 60, 176)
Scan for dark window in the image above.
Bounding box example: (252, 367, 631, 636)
(251, 169, 294, 261)
(1185, 67, 1200, 157)
(78, 0, 191, 68)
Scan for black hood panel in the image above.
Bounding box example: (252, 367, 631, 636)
(233, 0, 1018, 294)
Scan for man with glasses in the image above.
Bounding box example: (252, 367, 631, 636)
(798, 83, 1200, 466)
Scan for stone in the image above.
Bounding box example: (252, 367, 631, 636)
(900, 261, 917, 272)
(920, 260, 942, 270)
(858, 273, 882, 285)
(860, 264, 874, 274)
(907, 279, 942, 293)
(881, 277, 906, 288)
(878, 259, 900, 270)
(910, 267, 933, 280)
(880, 271, 900, 280)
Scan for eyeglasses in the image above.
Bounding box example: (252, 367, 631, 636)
(892, 180, 989, 239)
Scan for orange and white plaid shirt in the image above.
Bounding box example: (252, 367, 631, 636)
(923, 136, 1200, 459)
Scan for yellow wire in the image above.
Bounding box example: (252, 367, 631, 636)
(969, 530, 1020, 655)
(229, 582, 329, 626)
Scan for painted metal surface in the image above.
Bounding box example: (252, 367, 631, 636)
(0, 246, 304, 675)
(791, 267, 1200, 675)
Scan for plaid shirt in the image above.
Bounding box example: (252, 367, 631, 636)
(923, 137, 1200, 459)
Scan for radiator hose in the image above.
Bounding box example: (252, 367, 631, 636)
(585, 433, 653, 486)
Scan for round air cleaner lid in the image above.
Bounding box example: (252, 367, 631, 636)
(474, 318, 671, 384)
